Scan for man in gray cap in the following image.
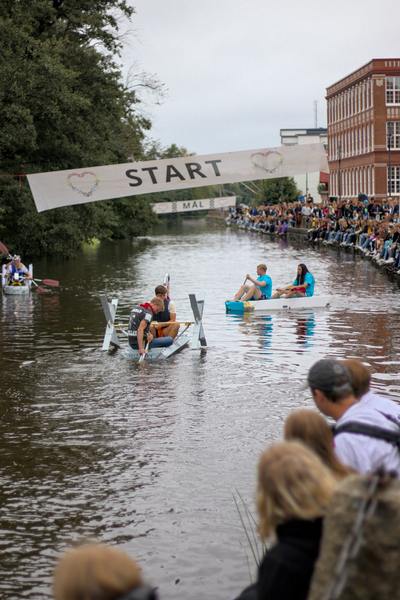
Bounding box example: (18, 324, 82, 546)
(304, 359, 400, 477)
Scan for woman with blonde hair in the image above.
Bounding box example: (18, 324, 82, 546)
(53, 543, 157, 600)
(235, 441, 337, 600)
(284, 409, 354, 479)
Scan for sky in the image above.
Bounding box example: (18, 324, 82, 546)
(119, 0, 400, 156)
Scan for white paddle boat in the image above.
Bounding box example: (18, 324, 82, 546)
(225, 295, 331, 313)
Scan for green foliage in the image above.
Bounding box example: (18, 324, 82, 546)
(0, 0, 134, 53)
(0, 2, 163, 258)
(237, 177, 302, 206)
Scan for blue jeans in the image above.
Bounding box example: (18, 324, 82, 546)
(130, 337, 174, 351)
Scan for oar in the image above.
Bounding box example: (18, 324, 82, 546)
(0, 241, 11, 258)
(30, 279, 45, 293)
(138, 341, 150, 363)
(33, 278, 59, 287)
(151, 320, 193, 326)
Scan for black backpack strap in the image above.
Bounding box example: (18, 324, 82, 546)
(334, 421, 400, 449)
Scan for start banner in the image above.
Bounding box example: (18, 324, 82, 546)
(152, 196, 236, 214)
(27, 143, 328, 213)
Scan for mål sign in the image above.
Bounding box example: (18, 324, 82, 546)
(152, 196, 236, 214)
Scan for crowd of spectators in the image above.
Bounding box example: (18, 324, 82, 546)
(226, 197, 400, 275)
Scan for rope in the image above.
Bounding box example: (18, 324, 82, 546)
(0, 174, 26, 187)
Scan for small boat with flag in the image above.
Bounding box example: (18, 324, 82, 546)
(2, 264, 33, 295)
(100, 290, 207, 360)
(1, 241, 59, 295)
(225, 295, 331, 313)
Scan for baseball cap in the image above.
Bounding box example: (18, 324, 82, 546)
(301, 359, 352, 393)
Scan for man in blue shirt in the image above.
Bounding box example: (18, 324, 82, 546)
(227, 264, 272, 302)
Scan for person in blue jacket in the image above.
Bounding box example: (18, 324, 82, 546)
(228, 264, 272, 302)
(271, 263, 314, 299)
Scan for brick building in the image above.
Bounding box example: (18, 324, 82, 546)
(326, 59, 400, 202)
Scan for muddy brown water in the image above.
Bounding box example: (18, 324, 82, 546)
(1, 219, 400, 599)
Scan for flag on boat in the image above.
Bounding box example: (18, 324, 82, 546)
(26, 143, 328, 213)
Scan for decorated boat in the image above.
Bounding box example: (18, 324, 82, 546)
(225, 295, 331, 313)
(100, 291, 207, 361)
(2, 264, 33, 295)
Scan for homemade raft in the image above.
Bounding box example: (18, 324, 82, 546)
(2, 264, 33, 295)
(225, 295, 331, 313)
(100, 293, 207, 359)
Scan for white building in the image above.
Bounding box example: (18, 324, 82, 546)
(280, 128, 327, 203)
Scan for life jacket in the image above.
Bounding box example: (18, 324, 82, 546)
(9, 263, 26, 285)
(157, 298, 171, 323)
(127, 305, 153, 345)
(10, 263, 25, 276)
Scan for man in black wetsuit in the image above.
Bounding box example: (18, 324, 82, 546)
(128, 297, 173, 356)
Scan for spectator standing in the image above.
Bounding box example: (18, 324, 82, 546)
(302, 359, 400, 477)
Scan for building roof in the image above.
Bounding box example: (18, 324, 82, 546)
(326, 58, 400, 97)
(280, 128, 327, 136)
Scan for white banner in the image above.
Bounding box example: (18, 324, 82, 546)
(152, 196, 236, 214)
(26, 143, 328, 213)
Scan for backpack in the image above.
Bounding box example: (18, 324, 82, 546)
(334, 421, 400, 451)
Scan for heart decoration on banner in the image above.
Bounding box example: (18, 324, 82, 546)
(156, 203, 169, 213)
(249, 151, 284, 174)
(66, 171, 100, 197)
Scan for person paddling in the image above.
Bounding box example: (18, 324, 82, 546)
(227, 264, 272, 302)
(5, 254, 32, 285)
(271, 263, 314, 299)
(128, 297, 173, 356)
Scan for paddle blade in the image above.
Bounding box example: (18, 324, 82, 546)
(42, 279, 59, 287)
(37, 286, 45, 293)
(0, 241, 9, 255)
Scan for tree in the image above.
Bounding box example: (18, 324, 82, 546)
(0, 2, 163, 257)
(254, 177, 302, 205)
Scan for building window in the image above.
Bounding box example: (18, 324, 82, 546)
(387, 122, 400, 148)
(388, 167, 400, 195)
(386, 77, 400, 104)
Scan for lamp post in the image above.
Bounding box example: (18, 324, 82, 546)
(338, 143, 342, 203)
(388, 122, 393, 198)
(387, 122, 397, 219)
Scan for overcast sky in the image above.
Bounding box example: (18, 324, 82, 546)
(120, 0, 400, 156)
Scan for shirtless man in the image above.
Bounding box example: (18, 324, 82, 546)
(227, 264, 272, 302)
(149, 284, 180, 340)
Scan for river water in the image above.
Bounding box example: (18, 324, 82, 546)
(1, 219, 400, 600)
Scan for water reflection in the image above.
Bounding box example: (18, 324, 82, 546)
(294, 313, 315, 347)
(1, 221, 400, 600)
